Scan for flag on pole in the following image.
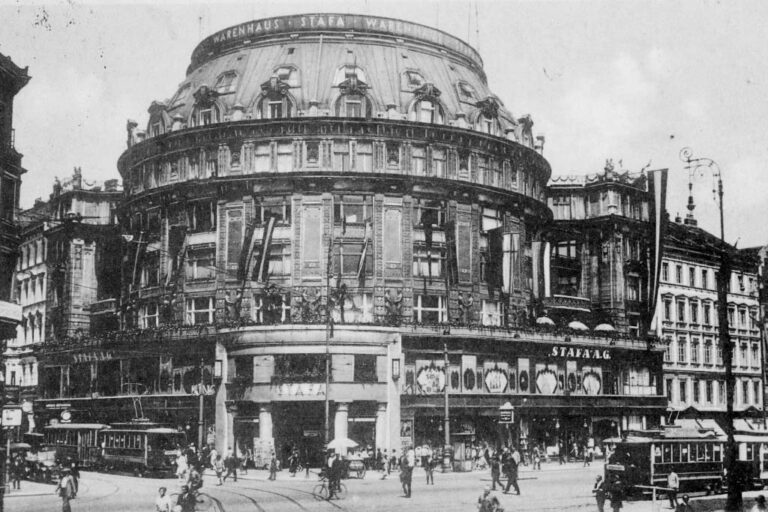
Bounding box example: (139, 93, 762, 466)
(356, 221, 372, 281)
(254, 213, 277, 282)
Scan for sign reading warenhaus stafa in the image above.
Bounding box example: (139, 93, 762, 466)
(190, 14, 482, 70)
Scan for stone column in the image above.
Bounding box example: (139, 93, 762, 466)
(259, 404, 273, 441)
(334, 402, 350, 441)
(375, 402, 387, 451)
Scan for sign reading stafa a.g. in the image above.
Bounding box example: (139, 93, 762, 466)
(550, 346, 611, 360)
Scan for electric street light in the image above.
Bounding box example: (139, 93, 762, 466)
(680, 147, 739, 511)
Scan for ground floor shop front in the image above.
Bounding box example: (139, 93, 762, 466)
(401, 395, 665, 466)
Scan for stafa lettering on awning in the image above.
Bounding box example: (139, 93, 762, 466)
(550, 346, 611, 360)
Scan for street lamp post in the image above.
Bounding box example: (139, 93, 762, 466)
(680, 148, 739, 511)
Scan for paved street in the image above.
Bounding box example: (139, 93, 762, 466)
(6, 462, 608, 512)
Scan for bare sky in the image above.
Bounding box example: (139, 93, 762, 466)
(2, 0, 767, 247)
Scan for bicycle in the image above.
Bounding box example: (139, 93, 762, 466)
(169, 490, 222, 512)
(312, 477, 347, 501)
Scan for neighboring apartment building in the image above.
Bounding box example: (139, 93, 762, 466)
(9, 169, 122, 414)
(0, 52, 29, 358)
(656, 214, 763, 425)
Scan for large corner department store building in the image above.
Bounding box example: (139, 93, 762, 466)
(37, 14, 668, 465)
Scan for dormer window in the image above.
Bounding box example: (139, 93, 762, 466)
(169, 83, 191, 110)
(409, 83, 444, 125)
(214, 71, 238, 94)
(402, 70, 425, 90)
(190, 86, 221, 127)
(334, 65, 372, 118)
(334, 65, 367, 86)
(457, 81, 477, 102)
(275, 66, 299, 87)
(475, 97, 502, 135)
(255, 74, 294, 119)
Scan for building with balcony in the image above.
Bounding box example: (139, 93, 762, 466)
(35, 14, 667, 466)
(0, 52, 29, 350)
(655, 213, 763, 426)
(25, 169, 123, 420)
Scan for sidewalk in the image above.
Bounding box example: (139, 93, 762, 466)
(3, 480, 56, 498)
(621, 489, 768, 512)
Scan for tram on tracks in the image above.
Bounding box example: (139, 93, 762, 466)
(39, 420, 186, 478)
(604, 419, 768, 497)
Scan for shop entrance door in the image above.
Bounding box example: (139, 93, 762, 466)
(273, 402, 325, 467)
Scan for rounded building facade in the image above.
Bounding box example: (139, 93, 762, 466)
(116, 14, 662, 465)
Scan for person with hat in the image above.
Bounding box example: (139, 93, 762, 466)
(609, 475, 624, 512)
(667, 470, 680, 510)
(751, 495, 768, 512)
(55, 467, 76, 512)
(592, 475, 606, 512)
(176, 485, 197, 512)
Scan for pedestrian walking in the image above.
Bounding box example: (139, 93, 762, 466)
(490, 453, 503, 491)
(10, 455, 24, 490)
(532, 445, 541, 470)
(55, 467, 76, 512)
(213, 455, 224, 485)
(399, 450, 414, 498)
(223, 447, 238, 482)
(609, 477, 624, 512)
(187, 465, 203, 492)
(376, 448, 384, 472)
(208, 446, 218, 469)
(667, 470, 680, 509)
(176, 451, 188, 483)
(288, 450, 299, 477)
(69, 460, 80, 497)
(155, 486, 171, 512)
(268, 454, 278, 481)
(176, 485, 196, 512)
(503, 447, 520, 495)
(593, 475, 606, 512)
(425, 454, 435, 485)
(329, 454, 344, 499)
(558, 441, 565, 465)
(584, 446, 594, 467)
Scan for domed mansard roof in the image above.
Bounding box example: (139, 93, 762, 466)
(144, 14, 537, 147)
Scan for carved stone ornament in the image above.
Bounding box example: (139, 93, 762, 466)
(224, 289, 242, 320)
(260, 75, 290, 96)
(457, 292, 474, 324)
(475, 96, 500, 119)
(193, 85, 219, 107)
(338, 74, 369, 96)
(299, 287, 322, 323)
(384, 288, 403, 326)
(413, 82, 441, 101)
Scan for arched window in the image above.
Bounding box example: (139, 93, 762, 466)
(255, 75, 294, 119)
(408, 83, 444, 125)
(190, 86, 221, 127)
(334, 65, 373, 118)
(474, 97, 503, 136)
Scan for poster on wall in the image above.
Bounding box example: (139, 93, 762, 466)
(518, 358, 530, 393)
(415, 360, 446, 394)
(400, 420, 414, 449)
(483, 361, 509, 393)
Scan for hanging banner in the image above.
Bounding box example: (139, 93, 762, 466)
(483, 362, 509, 393)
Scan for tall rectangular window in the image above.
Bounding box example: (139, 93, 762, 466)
(301, 206, 323, 270)
(704, 340, 713, 365)
(705, 381, 713, 404)
(677, 301, 686, 322)
(412, 246, 444, 278)
(187, 201, 216, 232)
(678, 337, 687, 363)
(693, 379, 700, 403)
(334, 195, 372, 225)
(676, 264, 683, 284)
(689, 267, 696, 287)
(336, 242, 372, 276)
(719, 380, 726, 404)
(703, 303, 711, 325)
(691, 339, 700, 364)
(383, 208, 402, 267)
(701, 269, 709, 289)
(662, 262, 669, 281)
(226, 209, 243, 265)
(663, 299, 672, 321)
(690, 301, 699, 324)
(139, 302, 159, 329)
(679, 380, 687, 404)
(412, 146, 426, 175)
(481, 300, 503, 327)
(666, 379, 673, 401)
(432, 148, 446, 178)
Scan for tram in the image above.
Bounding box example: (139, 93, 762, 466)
(99, 422, 186, 477)
(42, 423, 110, 469)
(604, 421, 726, 496)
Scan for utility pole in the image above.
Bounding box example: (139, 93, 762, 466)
(443, 341, 451, 471)
(198, 357, 204, 449)
(681, 148, 739, 511)
(324, 235, 333, 447)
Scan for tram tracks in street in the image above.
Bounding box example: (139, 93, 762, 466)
(209, 480, 348, 512)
